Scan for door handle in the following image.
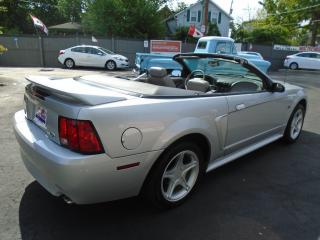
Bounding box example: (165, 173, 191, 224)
(235, 103, 246, 110)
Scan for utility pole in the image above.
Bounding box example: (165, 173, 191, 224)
(229, 0, 234, 15)
(202, 0, 209, 35)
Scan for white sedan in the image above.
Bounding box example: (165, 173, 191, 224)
(284, 52, 320, 70)
(58, 45, 129, 70)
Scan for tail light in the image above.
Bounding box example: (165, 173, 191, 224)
(58, 116, 104, 154)
(59, 50, 65, 55)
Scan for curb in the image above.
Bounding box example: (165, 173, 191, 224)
(276, 69, 320, 74)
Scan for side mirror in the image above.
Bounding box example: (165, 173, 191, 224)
(271, 82, 285, 92)
(171, 70, 182, 77)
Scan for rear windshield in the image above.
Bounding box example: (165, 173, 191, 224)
(197, 41, 207, 49)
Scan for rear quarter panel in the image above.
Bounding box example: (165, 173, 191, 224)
(78, 96, 228, 161)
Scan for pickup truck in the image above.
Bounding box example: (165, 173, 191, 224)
(135, 36, 271, 74)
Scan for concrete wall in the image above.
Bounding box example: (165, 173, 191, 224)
(0, 35, 196, 68)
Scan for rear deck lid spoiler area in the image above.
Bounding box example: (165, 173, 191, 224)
(25, 75, 129, 105)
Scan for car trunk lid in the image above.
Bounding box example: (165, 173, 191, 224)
(24, 75, 130, 145)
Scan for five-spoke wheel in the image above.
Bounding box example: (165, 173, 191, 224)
(283, 104, 305, 143)
(161, 150, 199, 202)
(144, 141, 205, 208)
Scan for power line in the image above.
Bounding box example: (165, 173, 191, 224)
(266, 3, 320, 16)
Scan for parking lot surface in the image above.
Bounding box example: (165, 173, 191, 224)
(0, 67, 319, 240)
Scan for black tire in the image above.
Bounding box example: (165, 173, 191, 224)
(64, 58, 75, 69)
(143, 141, 206, 209)
(289, 62, 299, 70)
(106, 60, 117, 70)
(283, 104, 305, 143)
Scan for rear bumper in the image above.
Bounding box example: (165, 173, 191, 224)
(13, 110, 162, 204)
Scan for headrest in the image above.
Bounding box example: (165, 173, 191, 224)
(187, 78, 210, 92)
(148, 67, 167, 78)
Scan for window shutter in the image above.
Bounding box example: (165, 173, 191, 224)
(198, 10, 201, 22)
(218, 12, 221, 24)
(208, 11, 211, 22)
(187, 9, 190, 22)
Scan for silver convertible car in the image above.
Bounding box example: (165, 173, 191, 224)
(14, 53, 307, 208)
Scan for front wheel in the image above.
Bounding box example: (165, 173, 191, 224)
(283, 104, 305, 143)
(106, 60, 116, 70)
(144, 141, 205, 208)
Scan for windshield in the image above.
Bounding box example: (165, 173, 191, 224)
(98, 47, 115, 55)
(182, 57, 261, 80)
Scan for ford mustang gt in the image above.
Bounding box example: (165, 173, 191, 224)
(14, 53, 307, 208)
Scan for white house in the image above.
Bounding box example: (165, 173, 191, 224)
(166, 0, 233, 37)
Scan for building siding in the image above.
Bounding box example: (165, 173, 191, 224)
(174, 1, 231, 37)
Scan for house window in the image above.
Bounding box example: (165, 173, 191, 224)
(208, 11, 211, 22)
(218, 12, 222, 24)
(191, 11, 197, 22)
(187, 9, 190, 22)
(198, 10, 201, 22)
(212, 18, 217, 23)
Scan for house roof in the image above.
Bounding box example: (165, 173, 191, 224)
(175, 0, 233, 20)
(48, 22, 82, 30)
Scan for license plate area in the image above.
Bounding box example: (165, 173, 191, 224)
(33, 106, 47, 129)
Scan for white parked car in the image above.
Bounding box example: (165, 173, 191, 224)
(284, 52, 320, 70)
(58, 45, 129, 70)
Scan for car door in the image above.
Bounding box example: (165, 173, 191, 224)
(315, 53, 320, 70)
(71, 47, 89, 66)
(224, 68, 289, 155)
(309, 53, 320, 70)
(296, 53, 312, 69)
(86, 47, 107, 67)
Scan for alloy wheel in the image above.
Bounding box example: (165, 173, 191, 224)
(161, 150, 199, 202)
(290, 108, 303, 139)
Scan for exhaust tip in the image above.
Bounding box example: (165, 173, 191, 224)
(62, 195, 74, 204)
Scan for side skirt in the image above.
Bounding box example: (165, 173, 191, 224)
(206, 134, 283, 173)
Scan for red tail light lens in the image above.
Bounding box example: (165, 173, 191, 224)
(58, 116, 104, 154)
(59, 50, 65, 55)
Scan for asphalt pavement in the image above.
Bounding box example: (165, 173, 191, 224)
(0, 67, 319, 240)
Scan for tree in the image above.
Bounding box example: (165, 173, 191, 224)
(0, 0, 68, 34)
(57, 0, 86, 22)
(207, 22, 221, 36)
(83, 0, 166, 38)
(174, 2, 187, 13)
(262, 0, 320, 46)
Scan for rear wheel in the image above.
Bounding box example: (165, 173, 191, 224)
(283, 104, 305, 143)
(144, 141, 205, 208)
(289, 62, 299, 70)
(106, 60, 116, 70)
(64, 58, 75, 69)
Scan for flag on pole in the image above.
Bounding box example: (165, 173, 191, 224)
(30, 14, 49, 35)
(92, 36, 98, 43)
(188, 25, 203, 38)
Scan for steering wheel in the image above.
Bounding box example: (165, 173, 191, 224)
(185, 69, 216, 90)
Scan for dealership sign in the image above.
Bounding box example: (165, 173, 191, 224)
(274, 44, 320, 52)
(150, 40, 182, 54)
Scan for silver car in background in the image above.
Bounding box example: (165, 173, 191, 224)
(14, 53, 307, 208)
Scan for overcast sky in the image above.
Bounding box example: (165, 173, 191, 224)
(172, 0, 262, 23)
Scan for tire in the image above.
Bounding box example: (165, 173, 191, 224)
(283, 104, 305, 143)
(106, 60, 116, 70)
(143, 141, 205, 209)
(289, 62, 299, 70)
(64, 58, 75, 69)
